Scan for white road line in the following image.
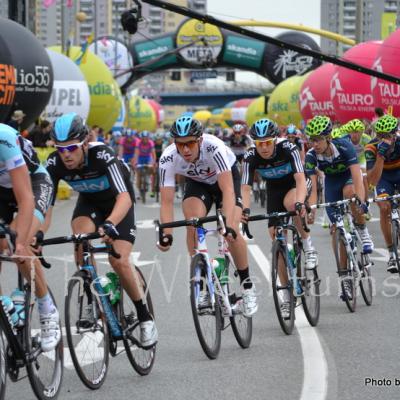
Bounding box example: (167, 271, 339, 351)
(248, 244, 328, 400)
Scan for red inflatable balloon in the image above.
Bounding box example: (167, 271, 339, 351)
(372, 29, 400, 115)
(299, 63, 336, 121)
(146, 99, 164, 126)
(331, 41, 381, 123)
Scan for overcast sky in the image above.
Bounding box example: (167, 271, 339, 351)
(205, 0, 321, 86)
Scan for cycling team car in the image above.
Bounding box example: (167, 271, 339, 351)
(157, 116, 258, 317)
(365, 114, 400, 272)
(305, 115, 373, 300)
(45, 113, 158, 348)
(0, 123, 61, 354)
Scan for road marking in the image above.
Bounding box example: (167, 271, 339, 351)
(136, 219, 156, 229)
(371, 248, 389, 263)
(248, 244, 328, 400)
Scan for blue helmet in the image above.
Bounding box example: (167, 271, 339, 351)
(170, 116, 203, 138)
(51, 113, 88, 143)
(286, 124, 297, 135)
(249, 118, 279, 140)
(140, 130, 150, 138)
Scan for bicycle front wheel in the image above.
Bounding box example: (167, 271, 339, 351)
(190, 254, 221, 359)
(391, 219, 400, 276)
(122, 266, 156, 376)
(0, 329, 6, 400)
(333, 229, 356, 312)
(65, 271, 109, 390)
(26, 287, 63, 400)
(227, 259, 252, 349)
(359, 254, 373, 306)
(271, 241, 295, 335)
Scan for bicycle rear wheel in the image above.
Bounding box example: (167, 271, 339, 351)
(0, 329, 6, 400)
(65, 271, 109, 390)
(359, 254, 373, 306)
(122, 267, 156, 376)
(26, 287, 63, 400)
(190, 254, 221, 359)
(227, 258, 252, 349)
(298, 247, 320, 327)
(391, 219, 400, 275)
(271, 241, 295, 335)
(333, 229, 356, 312)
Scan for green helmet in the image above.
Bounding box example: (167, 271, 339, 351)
(331, 127, 344, 139)
(374, 114, 398, 135)
(346, 119, 365, 133)
(305, 115, 332, 137)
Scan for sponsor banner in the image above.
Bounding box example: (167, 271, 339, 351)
(134, 35, 177, 70)
(222, 35, 265, 69)
(381, 13, 397, 40)
(176, 19, 223, 66)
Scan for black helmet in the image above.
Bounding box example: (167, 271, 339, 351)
(249, 118, 279, 140)
(170, 116, 203, 138)
(51, 113, 88, 143)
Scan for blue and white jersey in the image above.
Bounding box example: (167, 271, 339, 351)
(241, 138, 304, 186)
(159, 134, 236, 187)
(0, 123, 45, 189)
(305, 138, 358, 177)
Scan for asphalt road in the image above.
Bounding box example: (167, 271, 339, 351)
(2, 193, 400, 400)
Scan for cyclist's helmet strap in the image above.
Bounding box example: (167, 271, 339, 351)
(52, 112, 88, 143)
(374, 114, 399, 135)
(305, 115, 332, 138)
(249, 118, 278, 140)
(170, 116, 203, 138)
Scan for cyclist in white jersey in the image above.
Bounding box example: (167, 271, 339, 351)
(157, 116, 257, 317)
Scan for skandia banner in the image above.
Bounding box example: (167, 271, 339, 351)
(372, 29, 400, 115)
(331, 41, 381, 123)
(176, 19, 223, 66)
(299, 63, 336, 121)
(222, 34, 265, 70)
(133, 34, 177, 71)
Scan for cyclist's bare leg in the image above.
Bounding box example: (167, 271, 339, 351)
(182, 197, 207, 256)
(110, 240, 144, 301)
(343, 184, 366, 224)
(377, 200, 392, 247)
(227, 205, 249, 271)
(283, 188, 310, 240)
(71, 216, 97, 267)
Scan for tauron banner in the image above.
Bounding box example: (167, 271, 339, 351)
(0, 17, 53, 128)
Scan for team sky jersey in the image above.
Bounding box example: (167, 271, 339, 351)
(228, 135, 252, 157)
(365, 135, 400, 172)
(305, 138, 358, 177)
(0, 124, 46, 189)
(241, 138, 304, 186)
(46, 142, 132, 205)
(159, 133, 236, 187)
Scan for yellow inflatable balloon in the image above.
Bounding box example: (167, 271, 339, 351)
(245, 97, 269, 127)
(268, 73, 310, 127)
(128, 96, 157, 131)
(193, 110, 212, 124)
(210, 108, 229, 128)
(49, 46, 120, 131)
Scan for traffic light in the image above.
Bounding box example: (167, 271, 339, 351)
(226, 71, 235, 81)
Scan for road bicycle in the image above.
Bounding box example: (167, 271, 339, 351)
(40, 232, 156, 390)
(136, 164, 153, 204)
(155, 211, 252, 359)
(0, 224, 63, 400)
(311, 198, 373, 312)
(244, 210, 320, 335)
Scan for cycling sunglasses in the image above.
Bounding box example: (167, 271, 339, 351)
(175, 139, 199, 151)
(255, 138, 275, 147)
(55, 140, 85, 153)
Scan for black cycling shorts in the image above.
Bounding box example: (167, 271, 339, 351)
(72, 195, 136, 244)
(183, 163, 243, 213)
(0, 172, 53, 224)
(266, 177, 312, 228)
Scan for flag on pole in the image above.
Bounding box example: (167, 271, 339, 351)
(75, 34, 94, 65)
(43, 0, 56, 7)
(66, 0, 73, 7)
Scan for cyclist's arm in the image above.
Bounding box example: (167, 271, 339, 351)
(308, 175, 318, 206)
(241, 156, 255, 209)
(132, 147, 139, 167)
(160, 187, 175, 235)
(118, 143, 124, 158)
(293, 172, 307, 203)
(349, 163, 365, 200)
(365, 144, 384, 187)
(106, 192, 132, 226)
(241, 184, 251, 209)
(217, 171, 236, 228)
(10, 166, 35, 246)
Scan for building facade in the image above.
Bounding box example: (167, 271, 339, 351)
(321, 0, 400, 55)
